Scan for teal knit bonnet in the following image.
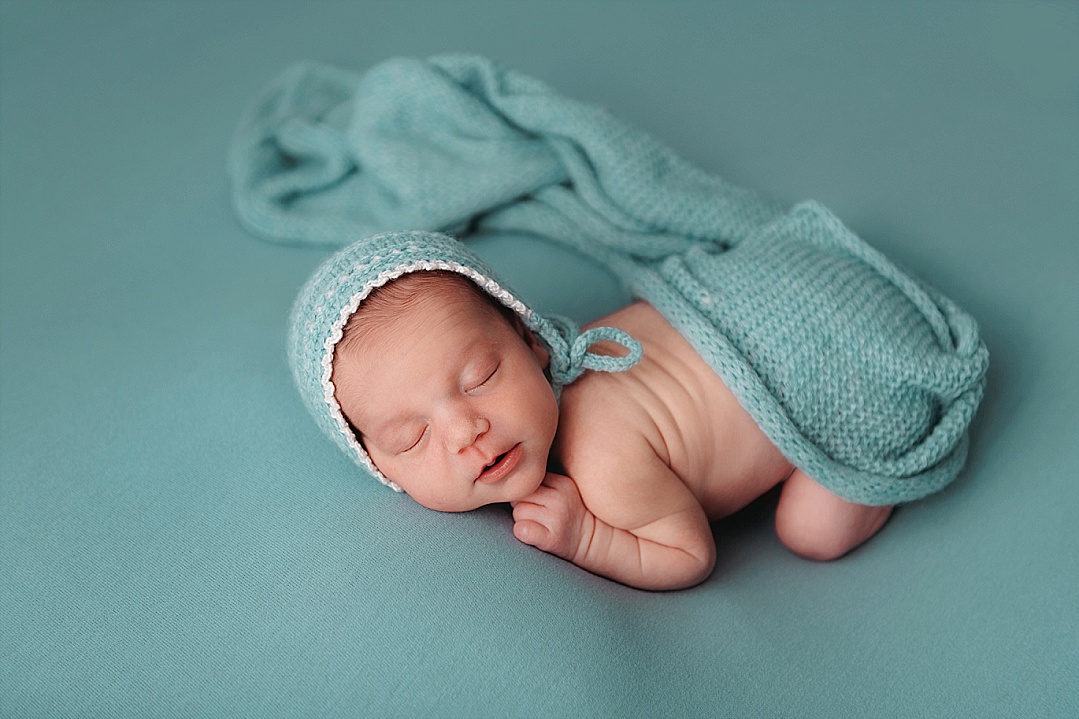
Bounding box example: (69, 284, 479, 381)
(288, 230, 641, 491)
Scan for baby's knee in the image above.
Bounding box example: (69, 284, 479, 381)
(774, 471, 894, 561)
(775, 512, 855, 561)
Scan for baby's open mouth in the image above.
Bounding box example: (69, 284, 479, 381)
(476, 443, 522, 484)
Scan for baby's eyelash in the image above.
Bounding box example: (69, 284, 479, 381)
(467, 364, 499, 393)
(402, 426, 427, 454)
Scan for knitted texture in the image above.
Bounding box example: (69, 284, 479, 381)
(232, 54, 989, 505)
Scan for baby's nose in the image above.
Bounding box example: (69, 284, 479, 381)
(448, 415, 490, 453)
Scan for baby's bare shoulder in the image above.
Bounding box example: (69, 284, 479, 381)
(555, 366, 663, 473)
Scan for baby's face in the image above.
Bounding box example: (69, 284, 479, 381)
(333, 279, 558, 512)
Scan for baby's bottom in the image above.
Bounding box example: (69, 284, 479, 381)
(774, 469, 893, 561)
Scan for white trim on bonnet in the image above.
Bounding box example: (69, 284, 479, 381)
(320, 258, 533, 492)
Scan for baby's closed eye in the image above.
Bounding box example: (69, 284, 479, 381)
(465, 363, 499, 394)
(401, 426, 428, 453)
(370, 424, 426, 455)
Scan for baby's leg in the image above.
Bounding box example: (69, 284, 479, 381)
(774, 469, 893, 561)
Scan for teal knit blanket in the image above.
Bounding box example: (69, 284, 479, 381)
(229, 54, 988, 505)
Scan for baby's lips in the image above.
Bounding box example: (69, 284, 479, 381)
(475, 443, 522, 484)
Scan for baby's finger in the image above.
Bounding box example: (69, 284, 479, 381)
(513, 519, 552, 550)
(545, 472, 584, 500)
(518, 484, 560, 507)
(511, 500, 548, 525)
(543, 471, 576, 489)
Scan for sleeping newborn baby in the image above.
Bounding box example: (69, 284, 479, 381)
(240, 57, 988, 592)
(330, 268, 892, 590)
(288, 222, 993, 592)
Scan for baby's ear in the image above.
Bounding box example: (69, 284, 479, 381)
(511, 315, 550, 369)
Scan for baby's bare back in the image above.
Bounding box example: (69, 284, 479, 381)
(557, 301, 793, 520)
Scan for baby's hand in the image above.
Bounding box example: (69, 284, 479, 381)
(511, 472, 591, 563)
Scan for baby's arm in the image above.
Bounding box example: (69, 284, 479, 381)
(512, 447, 715, 591)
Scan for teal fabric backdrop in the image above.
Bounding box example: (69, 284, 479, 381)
(2, 1, 1076, 717)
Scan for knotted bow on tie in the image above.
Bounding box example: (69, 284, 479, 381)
(540, 314, 643, 390)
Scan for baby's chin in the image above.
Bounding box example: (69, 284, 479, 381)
(474, 464, 547, 510)
(503, 468, 546, 504)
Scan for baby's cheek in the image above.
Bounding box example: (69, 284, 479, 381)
(531, 385, 560, 445)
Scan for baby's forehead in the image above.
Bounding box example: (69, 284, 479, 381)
(379, 271, 498, 320)
(340, 271, 506, 354)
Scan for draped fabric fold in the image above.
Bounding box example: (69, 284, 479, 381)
(228, 55, 780, 258)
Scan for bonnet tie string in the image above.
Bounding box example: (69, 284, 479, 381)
(543, 315, 643, 388)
